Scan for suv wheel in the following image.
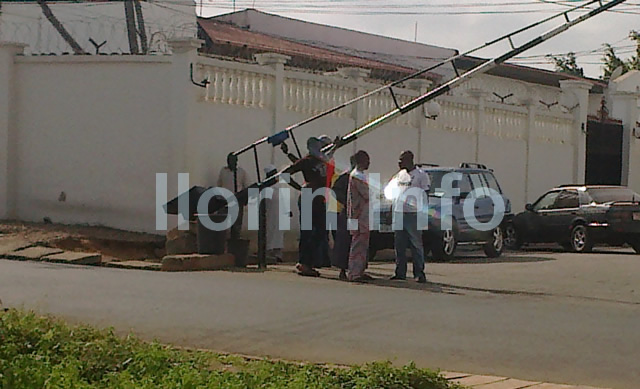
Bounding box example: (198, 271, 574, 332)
(503, 223, 522, 250)
(628, 239, 640, 254)
(432, 228, 457, 261)
(484, 228, 504, 258)
(570, 224, 593, 253)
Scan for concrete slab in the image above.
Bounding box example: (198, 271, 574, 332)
(105, 261, 162, 271)
(525, 384, 582, 389)
(44, 251, 102, 266)
(6, 246, 63, 260)
(0, 237, 32, 256)
(441, 371, 472, 379)
(161, 253, 235, 272)
(453, 375, 509, 386)
(572, 386, 612, 389)
(474, 378, 541, 388)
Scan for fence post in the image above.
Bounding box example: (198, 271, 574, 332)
(0, 42, 27, 219)
(255, 53, 290, 164)
(467, 88, 489, 163)
(407, 79, 433, 163)
(609, 90, 640, 187)
(168, 38, 203, 183)
(338, 68, 371, 154)
(519, 94, 537, 204)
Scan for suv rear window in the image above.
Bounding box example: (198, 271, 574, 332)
(469, 173, 490, 196)
(483, 173, 502, 194)
(586, 188, 640, 203)
(425, 171, 473, 196)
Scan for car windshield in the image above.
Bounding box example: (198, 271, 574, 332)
(586, 188, 640, 204)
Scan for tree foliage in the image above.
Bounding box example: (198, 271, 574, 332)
(547, 52, 584, 77)
(601, 30, 640, 81)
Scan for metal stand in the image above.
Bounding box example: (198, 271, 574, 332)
(258, 200, 267, 269)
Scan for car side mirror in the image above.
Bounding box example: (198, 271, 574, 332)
(525, 203, 534, 212)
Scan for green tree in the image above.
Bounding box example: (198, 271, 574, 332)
(601, 30, 640, 80)
(627, 30, 640, 70)
(547, 52, 584, 77)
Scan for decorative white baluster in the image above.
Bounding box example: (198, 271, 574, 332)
(235, 71, 243, 105)
(204, 70, 212, 101)
(242, 73, 250, 106)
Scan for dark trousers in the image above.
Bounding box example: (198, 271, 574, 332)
(230, 206, 244, 241)
(331, 209, 351, 270)
(298, 195, 329, 268)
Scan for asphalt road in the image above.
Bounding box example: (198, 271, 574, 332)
(1, 251, 639, 388)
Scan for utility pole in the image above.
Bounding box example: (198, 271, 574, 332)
(124, 0, 139, 54)
(133, 0, 148, 54)
(37, 0, 86, 54)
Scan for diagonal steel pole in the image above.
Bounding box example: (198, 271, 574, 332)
(323, 0, 628, 154)
(212, 0, 627, 215)
(231, 0, 606, 158)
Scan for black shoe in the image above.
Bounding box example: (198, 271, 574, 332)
(390, 275, 406, 281)
(416, 276, 427, 284)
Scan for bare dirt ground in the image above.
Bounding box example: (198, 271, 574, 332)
(0, 220, 165, 262)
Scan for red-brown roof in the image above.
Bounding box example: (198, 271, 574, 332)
(198, 18, 418, 76)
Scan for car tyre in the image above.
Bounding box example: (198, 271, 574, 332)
(560, 242, 573, 251)
(484, 227, 504, 258)
(503, 223, 522, 250)
(570, 224, 593, 253)
(629, 239, 640, 254)
(432, 228, 457, 262)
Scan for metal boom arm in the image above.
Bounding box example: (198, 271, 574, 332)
(214, 0, 626, 213)
(231, 0, 612, 160)
(325, 0, 627, 153)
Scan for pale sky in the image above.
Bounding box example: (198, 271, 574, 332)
(197, 0, 640, 79)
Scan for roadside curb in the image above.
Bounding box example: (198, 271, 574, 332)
(0, 244, 237, 272)
(167, 346, 610, 389)
(104, 260, 161, 271)
(441, 372, 609, 388)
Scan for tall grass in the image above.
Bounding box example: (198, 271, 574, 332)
(0, 310, 462, 389)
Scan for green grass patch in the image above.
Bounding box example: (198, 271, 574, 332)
(0, 309, 463, 389)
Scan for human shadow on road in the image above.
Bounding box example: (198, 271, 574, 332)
(437, 254, 555, 264)
(314, 269, 463, 295)
(517, 246, 637, 256)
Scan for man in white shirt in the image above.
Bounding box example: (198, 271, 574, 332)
(217, 153, 250, 240)
(391, 150, 430, 283)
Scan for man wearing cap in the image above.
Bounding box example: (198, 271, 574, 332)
(282, 136, 334, 276)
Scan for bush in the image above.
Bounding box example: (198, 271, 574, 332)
(0, 310, 463, 389)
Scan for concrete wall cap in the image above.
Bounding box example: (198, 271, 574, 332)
(168, 38, 204, 53)
(337, 67, 371, 79)
(0, 41, 28, 54)
(466, 88, 490, 98)
(559, 79, 593, 91)
(406, 78, 433, 91)
(254, 52, 291, 66)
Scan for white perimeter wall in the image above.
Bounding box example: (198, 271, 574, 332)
(0, 1, 196, 55)
(8, 55, 176, 232)
(4, 41, 636, 245)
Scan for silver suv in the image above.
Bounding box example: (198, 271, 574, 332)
(370, 163, 512, 261)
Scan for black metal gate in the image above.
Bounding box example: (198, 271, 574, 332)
(585, 120, 623, 185)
